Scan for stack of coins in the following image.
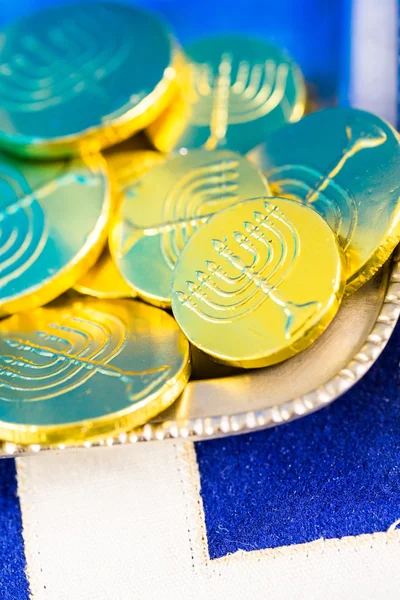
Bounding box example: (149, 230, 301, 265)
(0, 2, 399, 446)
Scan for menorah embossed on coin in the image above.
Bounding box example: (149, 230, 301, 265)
(189, 54, 291, 149)
(0, 4, 132, 113)
(122, 157, 242, 270)
(266, 123, 387, 249)
(0, 163, 47, 290)
(160, 157, 241, 269)
(0, 311, 170, 402)
(0, 162, 98, 292)
(177, 201, 321, 338)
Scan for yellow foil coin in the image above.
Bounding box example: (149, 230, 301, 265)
(0, 297, 191, 445)
(147, 35, 306, 154)
(0, 152, 110, 317)
(110, 149, 271, 307)
(0, 3, 180, 158)
(171, 197, 345, 368)
(249, 108, 400, 294)
(74, 245, 135, 299)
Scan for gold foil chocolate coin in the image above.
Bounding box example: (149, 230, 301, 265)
(0, 297, 191, 445)
(171, 197, 345, 368)
(110, 149, 271, 307)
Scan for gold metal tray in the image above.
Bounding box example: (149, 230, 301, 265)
(1, 247, 399, 458)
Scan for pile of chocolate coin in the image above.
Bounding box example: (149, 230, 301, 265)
(0, 2, 399, 446)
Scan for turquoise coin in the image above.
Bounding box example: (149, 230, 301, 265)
(249, 107, 400, 293)
(0, 3, 176, 157)
(0, 152, 110, 316)
(147, 34, 305, 154)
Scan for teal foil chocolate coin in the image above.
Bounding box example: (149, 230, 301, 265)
(249, 107, 400, 294)
(147, 35, 306, 154)
(0, 3, 177, 158)
(0, 152, 110, 316)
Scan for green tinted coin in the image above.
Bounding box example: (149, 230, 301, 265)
(249, 107, 400, 294)
(0, 3, 177, 158)
(147, 35, 305, 154)
(0, 152, 110, 316)
(110, 149, 270, 307)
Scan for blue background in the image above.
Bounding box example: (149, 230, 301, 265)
(0, 0, 344, 99)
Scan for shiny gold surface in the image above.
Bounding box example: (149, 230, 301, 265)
(147, 35, 306, 154)
(110, 149, 270, 307)
(0, 252, 397, 455)
(0, 297, 191, 445)
(0, 8, 398, 458)
(74, 245, 135, 299)
(171, 197, 345, 368)
(249, 107, 400, 295)
(0, 152, 110, 317)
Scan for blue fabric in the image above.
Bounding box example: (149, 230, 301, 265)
(0, 460, 29, 600)
(196, 322, 400, 559)
(0, 0, 342, 99)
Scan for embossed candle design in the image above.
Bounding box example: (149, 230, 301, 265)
(0, 3, 178, 157)
(110, 149, 270, 307)
(265, 123, 387, 251)
(0, 6, 132, 113)
(0, 152, 110, 316)
(176, 202, 320, 338)
(172, 197, 345, 368)
(0, 159, 46, 290)
(249, 108, 400, 294)
(147, 35, 305, 154)
(0, 298, 190, 445)
(189, 53, 293, 150)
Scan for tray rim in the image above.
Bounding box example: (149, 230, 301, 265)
(1, 248, 399, 457)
